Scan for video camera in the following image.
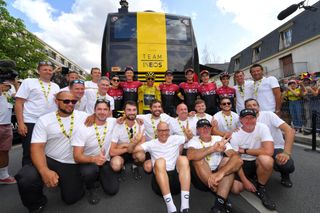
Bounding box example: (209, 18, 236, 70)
(0, 60, 18, 83)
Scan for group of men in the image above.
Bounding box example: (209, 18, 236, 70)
(0, 60, 295, 213)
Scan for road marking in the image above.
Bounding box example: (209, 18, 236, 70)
(294, 143, 314, 149)
(240, 191, 277, 213)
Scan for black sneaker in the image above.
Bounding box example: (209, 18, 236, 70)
(181, 208, 189, 213)
(255, 187, 276, 210)
(225, 199, 232, 213)
(87, 188, 100, 205)
(281, 174, 293, 188)
(29, 205, 45, 213)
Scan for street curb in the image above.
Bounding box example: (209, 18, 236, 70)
(294, 133, 320, 148)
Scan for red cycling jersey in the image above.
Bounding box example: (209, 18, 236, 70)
(198, 82, 218, 115)
(120, 81, 143, 103)
(179, 82, 200, 111)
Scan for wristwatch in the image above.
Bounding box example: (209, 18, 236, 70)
(244, 148, 248, 154)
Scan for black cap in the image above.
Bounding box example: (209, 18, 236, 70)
(240, 109, 256, 118)
(165, 70, 173, 76)
(0, 60, 17, 72)
(124, 66, 134, 72)
(196, 119, 212, 128)
(185, 68, 194, 74)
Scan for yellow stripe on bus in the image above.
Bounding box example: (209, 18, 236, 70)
(137, 12, 168, 74)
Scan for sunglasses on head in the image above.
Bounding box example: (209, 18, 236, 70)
(96, 99, 110, 104)
(71, 79, 84, 84)
(221, 102, 231, 106)
(57, 99, 78, 105)
(38, 61, 53, 66)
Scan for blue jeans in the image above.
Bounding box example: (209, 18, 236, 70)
(289, 100, 303, 128)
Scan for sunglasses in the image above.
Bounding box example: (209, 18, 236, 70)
(221, 102, 231, 106)
(96, 99, 110, 104)
(38, 61, 53, 66)
(57, 99, 78, 104)
(147, 78, 154, 81)
(112, 79, 120, 82)
(71, 79, 84, 84)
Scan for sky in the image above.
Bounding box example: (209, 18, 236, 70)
(4, 0, 319, 72)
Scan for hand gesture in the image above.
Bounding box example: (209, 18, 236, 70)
(211, 118, 218, 129)
(213, 136, 230, 152)
(41, 169, 59, 188)
(93, 149, 107, 166)
(183, 122, 193, 140)
(133, 126, 144, 143)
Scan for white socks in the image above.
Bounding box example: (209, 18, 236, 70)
(181, 191, 190, 212)
(0, 166, 9, 179)
(163, 193, 176, 213)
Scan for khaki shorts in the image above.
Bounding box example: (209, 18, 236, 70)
(0, 124, 13, 151)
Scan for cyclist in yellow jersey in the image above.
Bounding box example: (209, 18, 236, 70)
(138, 72, 161, 114)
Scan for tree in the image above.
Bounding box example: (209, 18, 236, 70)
(201, 44, 220, 64)
(0, 0, 47, 79)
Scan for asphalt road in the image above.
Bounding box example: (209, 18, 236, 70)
(1, 143, 320, 213)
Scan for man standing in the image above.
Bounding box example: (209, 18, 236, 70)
(0, 81, 16, 184)
(187, 119, 242, 213)
(179, 68, 200, 112)
(85, 77, 114, 115)
(233, 70, 253, 114)
(85, 67, 101, 90)
(120, 66, 142, 104)
(109, 101, 146, 180)
(198, 70, 218, 115)
(231, 109, 276, 210)
(134, 122, 191, 213)
(108, 74, 123, 118)
(159, 71, 181, 116)
(245, 98, 295, 187)
(216, 72, 236, 112)
(15, 61, 60, 165)
(72, 100, 118, 204)
(15, 91, 88, 212)
(249, 64, 281, 115)
(138, 72, 160, 114)
(60, 70, 80, 91)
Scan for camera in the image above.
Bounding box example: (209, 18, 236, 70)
(0, 60, 18, 83)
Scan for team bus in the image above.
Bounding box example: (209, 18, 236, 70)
(101, 1, 199, 83)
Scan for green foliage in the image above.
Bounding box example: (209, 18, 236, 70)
(0, 0, 47, 79)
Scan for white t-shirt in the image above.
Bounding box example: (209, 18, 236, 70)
(171, 117, 197, 148)
(230, 122, 273, 161)
(257, 111, 285, 149)
(15, 78, 60, 123)
(60, 86, 70, 92)
(141, 135, 185, 171)
(213, 111, 240, 132)
(193, 113, 213, 122)
(74, 95, 87, 112)
(0, 96, 12, 124)
(188, 135, 233, 170)
(137, 113, 174, 141)
(85, 81, 98, 90)
(85, 89, 115, 114)
(111, 121, 145, 144)
(251, 76, 279, 112)
(234, 80, 254, 114)
(31, 110, 88, 164)
(71, 117, 116, 161)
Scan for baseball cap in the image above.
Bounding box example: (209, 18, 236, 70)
(196, 119, 212, 128)
(240, 109, 256, 118)
(220, 72, 230, 79)
(124, 66, 134, 72)
(200, 70, 209, 76)
(165, 71, 173, 76)
(0, 60, 17, 73)
(185, 68, 194, 74)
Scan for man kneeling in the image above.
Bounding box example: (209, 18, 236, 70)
(187, 119, 243, 213)
(134, 122, 191, 213)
